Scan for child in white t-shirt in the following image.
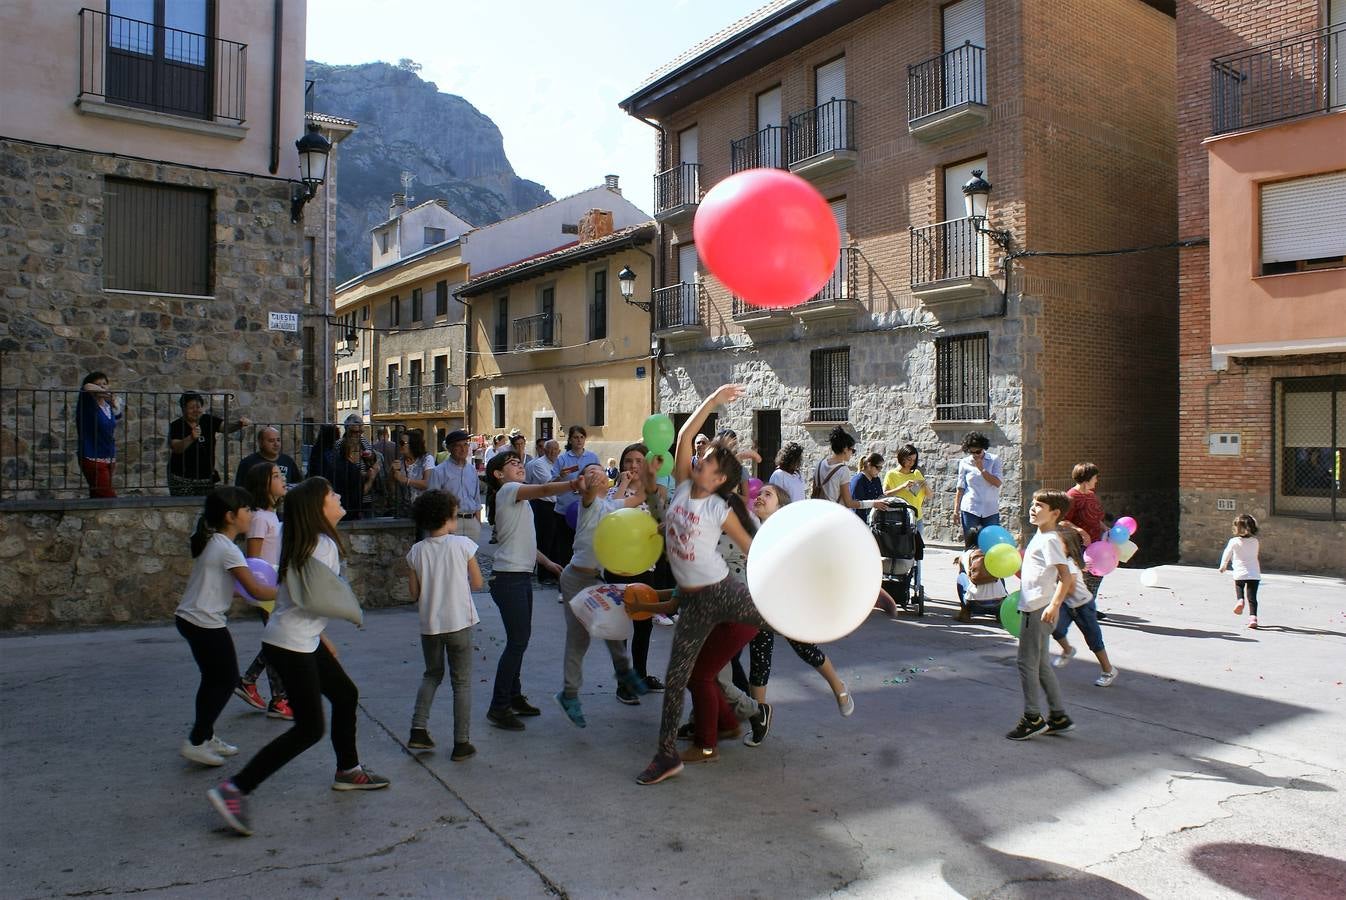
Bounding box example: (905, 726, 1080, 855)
(235, 461, 290, 718)
(1006, 490, 1075, 741)
(1218, 514, 1263, 629)
(406, 490, 483, 759)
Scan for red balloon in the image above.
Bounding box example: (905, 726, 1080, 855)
(693, 168, 840, 309)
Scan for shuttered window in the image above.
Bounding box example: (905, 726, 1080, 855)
(104, 177, 212, 295)
(1261, 171, 1346, 271)
(1274, 376, 1345, 518)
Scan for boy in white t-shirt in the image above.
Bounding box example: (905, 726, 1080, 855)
(1007, 490, 1075, 741)
(406, 490, 484, 761)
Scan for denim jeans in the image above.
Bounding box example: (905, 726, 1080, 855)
(412, 628, 474, 741)
(489, 572, 534, 711)
(1053, 600, 1106, 652)
(960, 511, 1001, 537)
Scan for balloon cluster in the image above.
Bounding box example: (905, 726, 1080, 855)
(977, 525, 1022, 578)
(1084, 515, 1139, 576)
(590, 412, 676, 576)
(641, 414, 675, 479)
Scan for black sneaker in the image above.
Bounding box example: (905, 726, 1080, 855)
(635, 751, 684, 786)
(510, 696, 541, 717)
(615, 682, 641, 705)
(1045, 714, 1075, 735)
(207, 780, 252, 836)
(487, 707, 525, 731)
(450, 742, 476, 761)
(408, 728, 435, 750)
(332, 766, 391, 791)
(642, 675, 666, 692)
(1005, 715, 1049, 741)
(676, 721, 696, 741)
(743, 702, 772, 747)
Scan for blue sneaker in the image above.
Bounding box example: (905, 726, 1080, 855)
(554, 692, 586, 728)
(619, 669, 649, 696)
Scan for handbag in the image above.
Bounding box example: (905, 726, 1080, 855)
(280, 556, 365, 626)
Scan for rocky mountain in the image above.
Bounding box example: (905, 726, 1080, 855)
(306, 61, 554, 282)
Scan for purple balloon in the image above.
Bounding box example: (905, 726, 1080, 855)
(235, 558, 277, 603)
(1083, 540, 1119, 577)
(747, 477, 763, 502)
(1115, 515, 1138, 536)
(564, 502, 580, 531)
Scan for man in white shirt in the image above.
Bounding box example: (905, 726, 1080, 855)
(427, 430, 483, 542)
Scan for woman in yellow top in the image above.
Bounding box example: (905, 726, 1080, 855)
(883, 443, 931, 596)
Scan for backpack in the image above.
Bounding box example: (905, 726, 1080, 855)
(811, 460, 845, 500)
(966, 549, 998, 585)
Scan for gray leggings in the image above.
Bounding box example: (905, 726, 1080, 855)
(560, 565, 632, 697)
(412, 628, 473, 742)
(657, 577, 768, 757)
(1018, 607, 1065, 718)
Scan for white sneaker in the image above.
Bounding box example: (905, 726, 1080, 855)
(180, 740, 225, 766)
(653, 614, 674, 627)
(836, 688, 855, 717)
(1052, 646, 1077, 669)
(1094, 668, 1118, 688)
(207, 735, 239, 757)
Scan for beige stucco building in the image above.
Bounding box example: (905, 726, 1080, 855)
(458, 216, 657, 464)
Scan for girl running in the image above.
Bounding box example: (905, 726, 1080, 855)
(234, 462, 292, 720)
(1219, 514, 1262, 629)
(176, 487, 277, 767)
(208, 478, 388, 837)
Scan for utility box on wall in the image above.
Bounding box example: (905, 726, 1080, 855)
(1208, 433, 1241, 456)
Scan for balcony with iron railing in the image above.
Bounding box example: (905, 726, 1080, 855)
(790, 246, 864, 324)
(1211, 23, 1345, 135)
(652, 282, 709, 345)
(376, 381, 461, 416)
(512, 312, 561, 352)
(653, 162, 701, 223)
(909, 217, 1002, 318)
(76, 8, 247, 134)
(907, 42, 989, 140)
(730, 125, 789, 173)
(731, 295, 793, 334)
(788, 99, 857, 179)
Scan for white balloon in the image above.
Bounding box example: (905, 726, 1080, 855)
(1139, 568, 1161, 588)
(746, 499, 881, 643)
(1117, 540, 1139, 563)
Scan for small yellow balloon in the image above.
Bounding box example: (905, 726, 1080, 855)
(594, 508, 663, 576)
(984, 543, 1022, 579)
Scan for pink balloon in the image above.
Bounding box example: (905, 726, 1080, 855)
(235, 558, 277, 603)
(694, 169, 840, 309)
(1083, 541, 1119, 577)
(1115, 516, 1138, 536)
(747, 477, 763, 502)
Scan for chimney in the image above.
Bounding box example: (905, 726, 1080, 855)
(434, 198, 450, 211)
(578, 209, 614, 243)
(389, 192, 407, 218)
(604, 174, 621, 194)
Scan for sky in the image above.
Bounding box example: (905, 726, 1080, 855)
(307, 0, 767, 216)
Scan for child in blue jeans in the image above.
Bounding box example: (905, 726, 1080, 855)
(1050, 527, 1118, 687)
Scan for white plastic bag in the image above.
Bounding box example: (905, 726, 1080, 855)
(568, 584, 634, 641)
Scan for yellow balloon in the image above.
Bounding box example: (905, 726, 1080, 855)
(594, 508, 664, 576)
(984, 543, 1022, 579)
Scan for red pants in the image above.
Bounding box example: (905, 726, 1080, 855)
(689, 622, 758, 749)
(79, 458, 116, 498)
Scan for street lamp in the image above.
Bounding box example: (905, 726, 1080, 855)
(335, 326, 358, 359)
(291, 123, 332, 223)
(618, 265, 650, 311)
(961, 169, 1013, 252)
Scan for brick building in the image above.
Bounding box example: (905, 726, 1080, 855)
(621, 0, 1180, 551)
(1176, 0, 1346, 573)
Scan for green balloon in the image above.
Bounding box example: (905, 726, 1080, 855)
(1000, 593, 1022, 636)
(642, 414, 676, 453)
(656, 450, 674, 477)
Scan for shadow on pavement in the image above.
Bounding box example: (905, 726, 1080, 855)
(1189, 842, 1346, 899)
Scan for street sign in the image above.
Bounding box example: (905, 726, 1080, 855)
(268, 312, 300, 332)
(636, 366, 647, 380)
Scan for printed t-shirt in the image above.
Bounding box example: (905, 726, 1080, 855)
(664, 481, 730, 588)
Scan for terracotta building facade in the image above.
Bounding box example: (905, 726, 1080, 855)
(622, 0, 1180, 552)
(1176, 0, 1346, 573)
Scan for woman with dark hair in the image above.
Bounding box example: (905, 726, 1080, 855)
(813, 426, 879, 514)
(391, 429, 437, 507)
(329, 430, 375, 521)
(306, 424, 340, 482)
(168, 392, 251, 497)
(75, 371, 122, 498)
(551, 425, 600, 567)
(954, 431, 1004, 537)
(767, 441, 806, 503)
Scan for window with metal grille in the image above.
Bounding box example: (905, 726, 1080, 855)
(104, 177, 212, 295)
(1274, 376, 1344, 520)
(435, 280, 449, 317)
(935, 333, 989, 420)
(809, 347, 850, 421)
(411, 288, 423, 323)
(589, 269, 607, 340)
(494, 296, 509, 352)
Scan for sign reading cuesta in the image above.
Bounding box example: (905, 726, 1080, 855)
(268, 312, 300, 332)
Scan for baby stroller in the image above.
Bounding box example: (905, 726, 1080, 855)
(870, 500, 925, 616)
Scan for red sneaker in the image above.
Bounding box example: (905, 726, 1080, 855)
(266, 698, 293, 720)
(233, 683, 266, 711)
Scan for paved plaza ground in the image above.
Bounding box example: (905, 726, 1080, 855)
(2, 545, 1344, 899)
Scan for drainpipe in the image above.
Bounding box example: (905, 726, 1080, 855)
(631, 113, 665, 416)
(269, 0, 283, 174)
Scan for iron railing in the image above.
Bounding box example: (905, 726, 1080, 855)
(801, 246, 860, 304)
(809, 347, 850, 422)
(788, 99, 857, 165)
(908, 42, 987, 123)
(731, 125, 789, 172)
(653, 283, 707, 331)
(654, 162, 700, 214)
(1211, 23, 1345, 134)
(512, 313, 560, 350)
(376, 381, 458, 415)
(910, 217, 994, 285)
(77, 8, 247, 124)
(934, 333, 990, 421)
(1, 388, 233, 500)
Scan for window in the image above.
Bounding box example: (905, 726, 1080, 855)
(1261, 171, 1346, 275)
(303, 237, 315, 305)
(494, 296, 509, 352)
(362, 366, 370, 385)
(435, 280, 449, 317)
(362, 305, 369, 321)
(809, 347, 850, 421)
(390, 295, 401, 328)
(425, 226, 445, 245)
(104, 177, 212, 295)
(935, 333, 989, 420)
(540, 285, 555, 345)
(411, 288, 423, 323)
(1274, 377, 1345, 520)
(303, 327, 316, 397)
(379, 230, 390, 254)
(493, 393, 506, 429)
(589, 269, 608, 340)
(106, 0, 212, 118)
(590, 385, 606, 427)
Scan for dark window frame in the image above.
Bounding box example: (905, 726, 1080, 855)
(591, 385, 606, 427)
(934, 332, 990, 421)
(494, 296, 509, 353)
(808, 346, 850, 422)
(411, 287, 423, 323)
(435, 280, 449, 318)
(1273, 375, 1344, 520)
(589, 268, 608, 341)
(390, 295, 401, 328)
(493, 393, 506, 429)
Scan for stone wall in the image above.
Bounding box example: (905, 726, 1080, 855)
(0, 500, 416, 631)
